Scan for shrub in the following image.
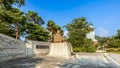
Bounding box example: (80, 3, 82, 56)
(73, 47, 81, 52)
(81, 45, 96, 52)
(72, 38, 97, 52)
(73, 45, 96, 52)
(118, 48, 120, 52)
(107, 39, 120, 48)
(106, 48, 120, 52)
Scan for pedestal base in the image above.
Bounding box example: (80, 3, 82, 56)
(47, 42, 73, 58)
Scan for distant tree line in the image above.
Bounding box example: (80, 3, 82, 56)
(98, 30, 120, 52)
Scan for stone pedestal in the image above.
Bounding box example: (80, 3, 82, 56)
(47, 42, 73, 58)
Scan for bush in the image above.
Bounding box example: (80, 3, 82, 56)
(106, 48, 120, 52)
(118, 48, 120, 52)
(106, 48, 115, 52)
(81, 45, 96, 52)
(73, 45, 96, 52)
(73, 47, 81, 52)
(107, 39, 120, 48)
(71, 38, 97, 52)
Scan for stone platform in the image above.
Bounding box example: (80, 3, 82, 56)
(47, 42, 73, 58)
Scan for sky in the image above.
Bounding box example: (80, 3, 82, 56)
(20, 0, 120, 37)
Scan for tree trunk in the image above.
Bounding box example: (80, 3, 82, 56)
(50, 32, 53, 42)
(16, 22, 19, 39)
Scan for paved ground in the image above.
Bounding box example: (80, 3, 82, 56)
(0, 53, 120, 68)
(108, 53, 120, 64)
(61, 53, 120, 68)
(0, 54, 66, 68)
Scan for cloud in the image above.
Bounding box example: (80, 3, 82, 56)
(95, 27, 110, 37)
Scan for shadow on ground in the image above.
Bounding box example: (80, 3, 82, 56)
(0, 57, 44, 68)
(0, 54, 66, 68)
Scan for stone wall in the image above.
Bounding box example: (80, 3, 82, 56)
(26, 40, 50, 54)
(0, 33, 26, 62)
(0, 33, 50, 62)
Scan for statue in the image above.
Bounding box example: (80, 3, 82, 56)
(47, 30, 73, 58)
(53, 30, 64, 43)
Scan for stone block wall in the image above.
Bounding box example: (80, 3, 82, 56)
(0, 33, 26, 62)
(0, 33, 50, 62)
(26, 40, 50, 54)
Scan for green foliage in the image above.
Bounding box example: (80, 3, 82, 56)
(81, 45, 96, 52)
(0, 0, 25, 9)
(47, 20, 61, 33)
(25, 23, 49, 41)
(101, 29, 120, 52)
(0, 4, 25, 39)
(47, 20, 63, 42)
(73, 47, 81, 52)
(26, 11, 44, 26)
(115, 30, 120, 39)
(81, 39, 96, 52)
(99, 37, 109, 46)
(0, 22, 16, 37)
(106, 48, 120, 52)
(73, 39, 96, 52)
(0, 0, 25, 39)
(107, 38, 120, 48)
(65, 17, 95, 52)
(0, 0, 49, 41)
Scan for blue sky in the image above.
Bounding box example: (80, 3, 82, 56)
(20, 0, 120, 37)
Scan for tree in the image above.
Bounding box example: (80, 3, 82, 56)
(26, 11, 44, 26)
(25, 23, 49, 41)
(65, 17, 94, 52)
(106, 30, 120, 48)
(0, 0, 25, 9)
(99, 37, 109, 46)
(0, 5, 25, 39)
(101, 30, 120, 52)
(0, 0, 25, 23)
(115, 30, 120, 39)
(47, 20, 63, 42)
(107, 38, 120, 48)
(0, 1, 49, 41)
(0, 0, 25, 39)
(24, 11, 49, 41)
(8, 8, 25, 39)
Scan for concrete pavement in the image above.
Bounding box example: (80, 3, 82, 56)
(107, 53, 120, 64)
(0, 53, 120, 68)
(60, 53, 120, 68)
